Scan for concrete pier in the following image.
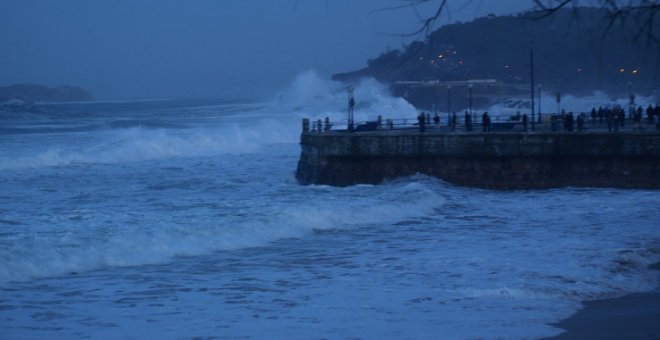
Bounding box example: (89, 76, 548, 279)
(296, 125, 660, 189)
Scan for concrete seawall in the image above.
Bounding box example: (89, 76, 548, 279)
(296, 130, 660, 189)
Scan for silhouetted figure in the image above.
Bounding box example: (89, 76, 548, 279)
(324, 117, 332, 131)
(433, 113, 440, 128)
(634, 106, 643, 122)
(577, 113, 585, 132)
(465, 111, 472, 132)
(451, 112, 457, 131)
(590, 107, 597, 124)
(418, 112, 426, 132)
(522, 113, 528, 131)
(612, 107, 622, 132)
(482, 112, 491, 132)
(648, 105, 655, 123)
(567, 112, 574, 132)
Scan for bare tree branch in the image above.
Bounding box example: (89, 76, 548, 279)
(388, 0, 659, 46)
(533, 1, 659, 46)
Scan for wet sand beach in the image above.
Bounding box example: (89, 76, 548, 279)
(549, 263, 660, 339)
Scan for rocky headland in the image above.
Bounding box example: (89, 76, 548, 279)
(333, 7, 660, 110)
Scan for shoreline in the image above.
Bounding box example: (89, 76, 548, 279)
(547, 262, 660, 339)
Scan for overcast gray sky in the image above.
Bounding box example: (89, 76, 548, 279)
(0, 0, 533, 100)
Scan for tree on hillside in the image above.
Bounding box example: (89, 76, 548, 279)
(395, 0, 659, 45)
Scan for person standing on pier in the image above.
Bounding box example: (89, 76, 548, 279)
(522, 113, 528, 131)
(648, 105, 655, 124)
(613, 109, 620, 132)
(482, 112, 491, 132)
(590, 107, 597, 125)
(567, 112, 574, 132)
(418, 112, 426, 132)
(577, 113, 585, 132)
(635, 106, 643, 122)
(433, 113, 440, 129)
(451, 112, 457, 131)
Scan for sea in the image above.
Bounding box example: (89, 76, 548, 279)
(1, 72, 659, 339)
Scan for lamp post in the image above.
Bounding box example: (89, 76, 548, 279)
(468, 84, 473, 118)
(530, 34, 536, 132)
(447, 85, 452, 117)
(628, 81, 633, 119)
(347, 86, 355, 131)
(537, 84, 542, 125)
(556, 92, 561, 117)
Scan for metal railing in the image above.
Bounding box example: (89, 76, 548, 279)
(303, 114, 660, 134)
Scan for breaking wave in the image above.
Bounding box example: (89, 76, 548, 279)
(0, 178, 445, 283)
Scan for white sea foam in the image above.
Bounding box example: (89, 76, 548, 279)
(0, 178, 445, 283)
(484, 91, 658, 120)
(1, 72, 659, 339)
(271, 70, 417, 123)
(1, 72, 418, 171)
(0, 126, 257, 169)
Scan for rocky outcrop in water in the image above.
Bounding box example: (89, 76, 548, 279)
(0, 84, 92, 103)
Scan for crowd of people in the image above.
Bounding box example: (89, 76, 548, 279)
(413, 103, 660, 133)
(417, 111, 492, 132)
(552, 104, 660, 132)
(309, 103, 660, 134)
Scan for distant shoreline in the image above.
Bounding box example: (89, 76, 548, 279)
(0, 84, 92, 103)
(547, 262, 660, 339)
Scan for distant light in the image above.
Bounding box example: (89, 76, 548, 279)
(632, 69, 639, 75)
(419, 57, 424, 60)
(438, 54, 444, 58)
(577, 68, 582, 72)
(459, 60, 464, 65)
(619, 67, 625, 73)
(504, 65, 510, 69)
(452, 51, 457, 55)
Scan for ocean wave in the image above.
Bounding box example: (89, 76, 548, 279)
(0, 178, 446, 284)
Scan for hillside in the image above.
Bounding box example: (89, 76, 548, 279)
(333, 7, 659, 107)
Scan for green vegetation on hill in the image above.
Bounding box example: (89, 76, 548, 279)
(333, 7, 659, 95)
